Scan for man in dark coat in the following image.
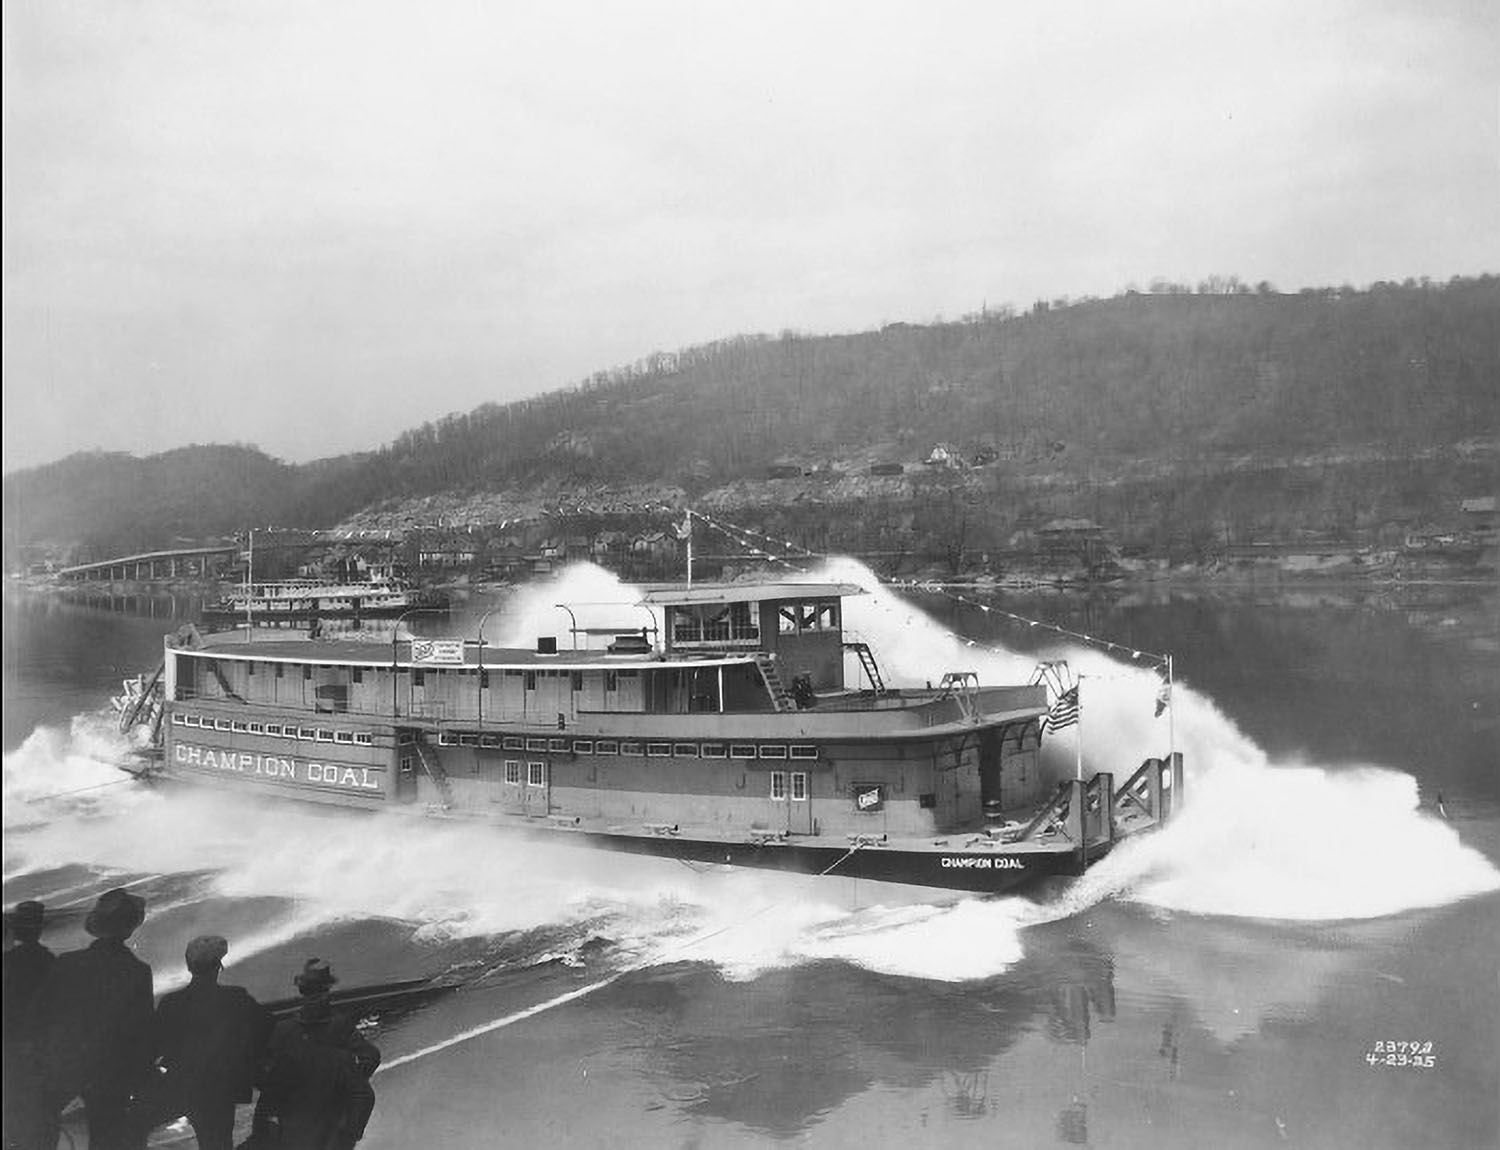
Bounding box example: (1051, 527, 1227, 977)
(250, 959, 378, 1150)
(151, 936, 273, 1150)
(39, 888, 154, 1150)
(3, 901, 57, 1150)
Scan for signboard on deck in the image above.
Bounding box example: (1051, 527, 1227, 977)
(852, 783, 885, 812)
(410, 639, 466, 665)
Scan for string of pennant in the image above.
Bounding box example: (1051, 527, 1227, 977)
(686, 509, 1173, 669)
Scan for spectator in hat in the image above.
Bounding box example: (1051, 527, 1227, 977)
(4, 900, 57, 1150)
(287, 960, 381, 1078)
(150, 935, 273, 1150)
(250, 959, 377, 1149)
(39, 887, 154, 1150)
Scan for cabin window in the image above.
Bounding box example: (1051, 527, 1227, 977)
(791, 772, 808, 801)
(298, 727, 317, 741)
(525, 672, 537, 691)
(605, 671, 618, 693)
(352, 668, 363, 684)
(758, 745, 787, 759)
(171, 713, 185, 726)
(400, 756, 414, 776)
(335, 731, 354, 745)
(778, 607, 798, 634)
(619, 740, 641, 756)
(214, 719, 231, 732)
(354, 732, 373, 746)
(265, 723, 282, 737)
(439, 732, 457, 746)
(480, 735, 500, 749)
(544, 737, 565, 753)
(646, 742, 671, 757)
(528, 761, 546, 787)
(459, 734, 478, 747)
(480, 672, 490, 690)
(596, 740, 619, 755)
(503, 736, 524, 751)
(246, 663, 255, 677)
(571, 672, 583, 691)
(790, 745, 818, 760)
(730, 744, 757, 760)
(232, 721, 247, 733)
(770, 772, 787, 801)
(248, 722, 264, 735)
(303, 666, 313, 681)
(526, 738, 547, 752)
(316, 729, 334, 743)
(701, 743, 726, 759)
(413, 670, 426, 688)
(275, 664, 285, 679)
(573, 740, 593, 755)
(673, 743, 698, 758)
(504, 760, 521, 784)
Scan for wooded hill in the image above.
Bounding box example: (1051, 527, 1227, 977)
(6, 276, 1497, 573)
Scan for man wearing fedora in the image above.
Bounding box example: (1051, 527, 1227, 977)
(4, 901, 57, 1150)
(151, 935, 273, 1150)
(249, 959, 377, 1149)
(39, 888, 154, 1150)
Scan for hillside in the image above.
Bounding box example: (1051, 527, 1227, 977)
(5, 277, 1498, 574)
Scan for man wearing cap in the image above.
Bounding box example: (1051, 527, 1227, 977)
(250, 959, 377, 1149)
(4, 901, 57, 1150)
(151, 935, 273, 1150)
(38, 888, 154, 1150)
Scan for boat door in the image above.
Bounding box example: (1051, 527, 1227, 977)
(788, 770, 812, 834)
(522, 758, 550, 816)
(496, 757, 526, 814)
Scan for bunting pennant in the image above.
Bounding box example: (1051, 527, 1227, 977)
(672, 507, 1173, 674)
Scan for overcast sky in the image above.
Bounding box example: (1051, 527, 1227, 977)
(3, 0, 1496, 472)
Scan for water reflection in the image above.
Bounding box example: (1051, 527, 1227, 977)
(610, 927, 1121, 1136)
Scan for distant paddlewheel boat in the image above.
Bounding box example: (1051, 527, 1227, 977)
(115, 577, 1181, 894)
(201, 578, 444, 625)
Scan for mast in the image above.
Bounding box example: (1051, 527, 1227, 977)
(244, 529, 253, 640)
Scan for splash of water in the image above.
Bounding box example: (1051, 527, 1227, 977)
(5, 560, 1497, 990)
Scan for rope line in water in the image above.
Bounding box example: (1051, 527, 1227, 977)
(377, 842, 866, 1074)
(21, 777, 135, 804)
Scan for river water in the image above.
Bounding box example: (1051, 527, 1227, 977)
(4, 567, 1497, 1149)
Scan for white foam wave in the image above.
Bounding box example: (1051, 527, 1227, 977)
(6, 559, 1497, 990)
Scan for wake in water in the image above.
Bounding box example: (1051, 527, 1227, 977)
(5, 559, 1497, 992)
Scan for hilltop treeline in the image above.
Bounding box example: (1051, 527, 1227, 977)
(5, 276, 1497, 563)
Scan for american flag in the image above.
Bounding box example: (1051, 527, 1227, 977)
(1041, 685, 1081, 733)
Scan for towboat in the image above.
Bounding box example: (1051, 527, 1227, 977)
(116, 579, 1180, 893)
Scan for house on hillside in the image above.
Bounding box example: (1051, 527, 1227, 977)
(1460, 496, 1496, 537)
(924, 443, 962, 469)
(412, 531, 479, 570)
(1013, 518, 1122, 579)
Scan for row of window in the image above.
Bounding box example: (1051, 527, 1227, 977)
(430, 731, 818, 761)
(172, 712, 375, 746)
(402, 757, 810, 799)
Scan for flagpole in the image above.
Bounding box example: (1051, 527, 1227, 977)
(1166, 654, 1175, 761)
(244, 528, 253, 641)
(1075, 674, 1084, 781)
(686, 510, 694, 586)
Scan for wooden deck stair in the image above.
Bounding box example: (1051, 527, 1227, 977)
(412, 739, 454, 809)
(753, 653, 798, 712)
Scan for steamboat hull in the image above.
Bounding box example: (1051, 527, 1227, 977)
(128, 577, 1182, 897)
